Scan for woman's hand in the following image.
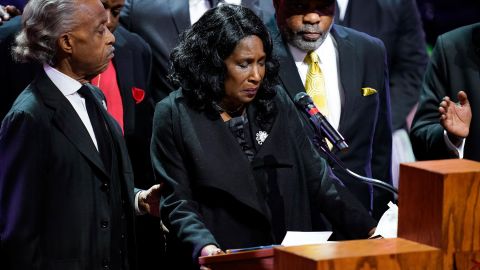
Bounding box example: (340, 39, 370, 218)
(200, 244, 225, 257)
(199, 245, 225, 270)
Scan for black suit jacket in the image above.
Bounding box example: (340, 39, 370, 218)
(0, 70, 137, 269)
(151, 89, 376, 269)
(120, 0, 274, 102)
(0, 23, 154, 187)
(336, 0, 428, 130)
(269, 22, 393, 220)
(112, 26, 155, 189)
(111, 26, 163, 269)
(0, 24, 160, 268)
(410, 23, 480, 161)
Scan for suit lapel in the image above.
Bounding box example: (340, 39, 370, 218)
(168, 0, 190, 34)
(85, 83, 135, 202)
(112, 29, 135, 134)
(331, 25, 358, 136)
(36, 71, 110, 179)
(271, 23, 305, 98)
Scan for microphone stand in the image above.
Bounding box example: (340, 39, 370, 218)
(315, 135, 399, 196)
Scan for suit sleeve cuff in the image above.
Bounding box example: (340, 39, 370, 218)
(134, 189, 146, 216)
(443, 130, 465, 158)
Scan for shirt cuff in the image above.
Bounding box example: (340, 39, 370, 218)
(135, 189, 146, 216)
(443, 130, 466, 158)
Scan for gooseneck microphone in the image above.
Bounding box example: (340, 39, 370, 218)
(294, 92, 398, 195)
(294, 92, 348, 151)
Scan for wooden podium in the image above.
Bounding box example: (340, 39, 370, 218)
(199, 238, 440, 269)
(398, 159, 480, 270)
(199, 159, 480, 270)
(274, 238, 440, 270)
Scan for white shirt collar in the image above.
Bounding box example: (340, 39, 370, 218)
(43, 64, 83, 96)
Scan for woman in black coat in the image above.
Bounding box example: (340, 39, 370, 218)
(151, 4, 377, 269)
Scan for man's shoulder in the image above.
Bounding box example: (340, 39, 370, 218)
(332, 25, 386, 58)
(332, 24, 384, 47)
(6, 85, 45, 118)
(438, 23, 480, 48)
(0, 16, 22, 42)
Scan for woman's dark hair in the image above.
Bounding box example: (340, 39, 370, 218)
(169, 4, 279, 122)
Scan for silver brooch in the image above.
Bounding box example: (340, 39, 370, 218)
(255, 131, 268, 145)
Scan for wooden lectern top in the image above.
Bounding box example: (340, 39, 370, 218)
(199, 238, 440, 270)
(275, 238, 441, 270)
(274, 238, 438, 261)
(401, 159, 480, 175)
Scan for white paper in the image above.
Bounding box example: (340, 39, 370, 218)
(371, 201, 398, 238)
(281, 231, 332, 246)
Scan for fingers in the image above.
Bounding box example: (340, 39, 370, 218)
(151, 183, 162, 194)
(200, 245, 224, 257)
(457, 90, 469, 106)
(438, 96, 450, 115)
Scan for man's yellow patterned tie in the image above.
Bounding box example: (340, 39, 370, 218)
(304, 51, 328, 116)
(305, 51, 332, 149)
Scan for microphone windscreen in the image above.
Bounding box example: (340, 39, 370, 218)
(294, 92, 311, 108)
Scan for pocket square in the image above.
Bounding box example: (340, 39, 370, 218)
(361, 87, 377, 96)
(132, 87, 145, 104)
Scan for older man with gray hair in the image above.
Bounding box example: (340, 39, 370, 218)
(0, 0, 157, 269)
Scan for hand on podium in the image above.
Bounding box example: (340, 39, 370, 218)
(201, 244, 225, 256)
(200, 245, 225, 270)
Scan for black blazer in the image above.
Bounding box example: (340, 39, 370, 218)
(120, 0, 274, 102)
(151, 89, 376, 269)
(0, 70, 137, 269)
(269, 22, 393, 220)
(410, 23, 480, 161)
(112, 26, 155, 189)
(111, 26, 163, 269)
(0, 23, 154, 187)
(336, 0, 428, 130)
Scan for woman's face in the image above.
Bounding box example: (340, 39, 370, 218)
(222, 35, 266, 111)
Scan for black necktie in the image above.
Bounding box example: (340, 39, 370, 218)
(78, 84, 112, 173)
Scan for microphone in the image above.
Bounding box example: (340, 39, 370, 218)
(294, 92, 348, 151)
(294, 92, 398, 195)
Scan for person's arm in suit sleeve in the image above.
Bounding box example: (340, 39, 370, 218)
(370, 40, 394, 220)
(410, 35, 466, 160)
(0, 111, 49, 269)
(389, 0, 428, 130)
(150, 97, 219, 263)
(278, 89, 377, 239)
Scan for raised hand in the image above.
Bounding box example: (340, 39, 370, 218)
(439, 91, 472, 146)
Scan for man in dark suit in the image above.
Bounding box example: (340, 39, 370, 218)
(269, 0, 393, 223)
(334, 0, 428, 187)
(410, 23, 477, 161)
(0, 3, 163, 266)
(120, 0, 275, 102)
(335, 0, 428, 131)
(0, 0, 156, 268)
